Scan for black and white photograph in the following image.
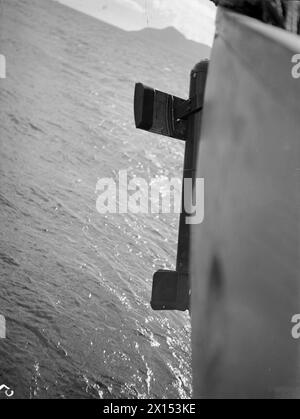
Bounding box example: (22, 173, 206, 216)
(0, 0, 299, 401)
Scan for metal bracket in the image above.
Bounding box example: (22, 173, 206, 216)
(134, 84, 204, 141)
(174, 94, 203, 120)
(134, 60, 209, 312)
(134, 83, 188, 141)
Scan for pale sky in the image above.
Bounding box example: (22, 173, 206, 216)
(56, 0, 216, 46)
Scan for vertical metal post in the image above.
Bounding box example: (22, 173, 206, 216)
(176, 60, 209, 302)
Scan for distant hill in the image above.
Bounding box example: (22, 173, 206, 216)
(55, 0, 211, 61)
(130, 26, 211, 60)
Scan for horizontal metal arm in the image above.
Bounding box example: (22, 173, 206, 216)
(134, 83, 204, 141)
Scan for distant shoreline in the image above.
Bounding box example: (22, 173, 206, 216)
(53, 0, 213, 47)
(52, 0, 211, 60)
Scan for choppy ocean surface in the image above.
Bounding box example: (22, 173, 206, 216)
(0, 0, 208, 399)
